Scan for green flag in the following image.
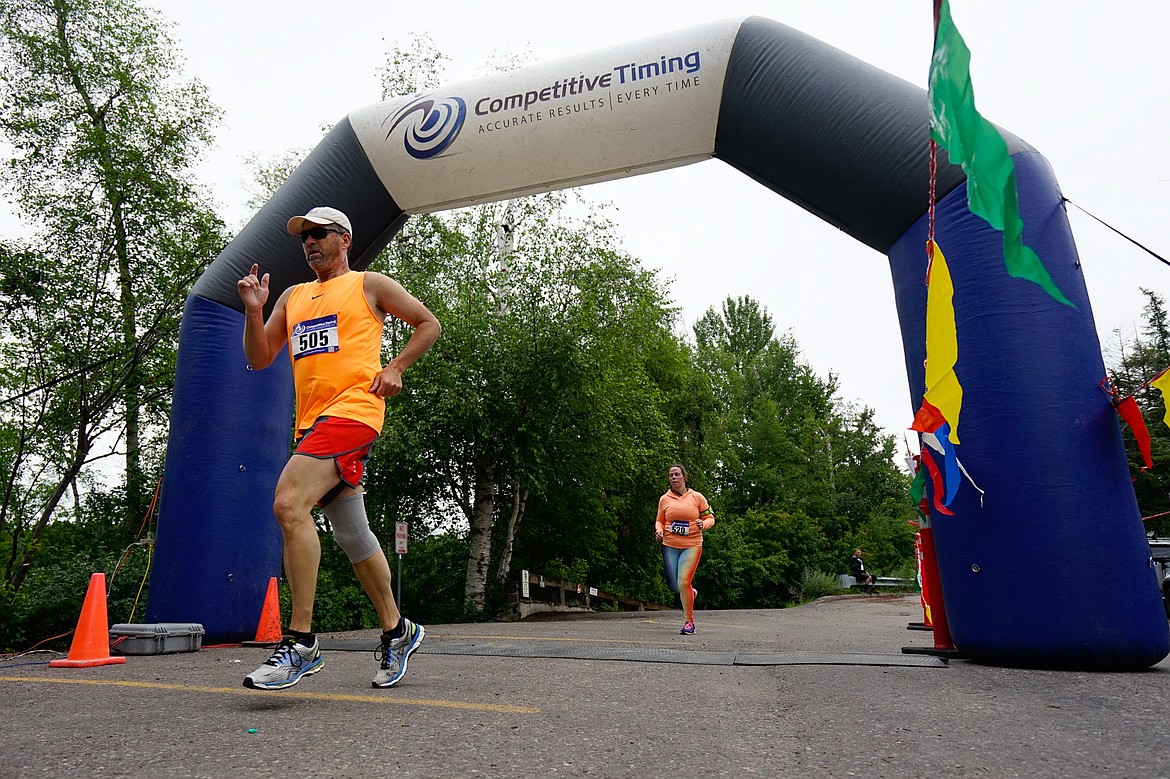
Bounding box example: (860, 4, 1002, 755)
(909, 464, 927, 518)
(929, 0, 1073, 307)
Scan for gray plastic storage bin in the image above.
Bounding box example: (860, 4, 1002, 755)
(109, 623, 205, 655)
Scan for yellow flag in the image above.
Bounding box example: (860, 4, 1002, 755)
(1151, 370, 1170, 432)
(923, 240, 963, 443)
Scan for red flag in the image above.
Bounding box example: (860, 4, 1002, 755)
(1114, 394, 1153, 471)
(911, 399, 947, 435)
(919, 448, 956, 516)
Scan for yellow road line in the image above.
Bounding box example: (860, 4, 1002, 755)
(0, 676, 539, 714)
(429, 623, 755, 643)
(431, 633, 673, 645)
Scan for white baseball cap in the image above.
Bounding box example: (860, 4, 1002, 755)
(287, 206, 353, 237)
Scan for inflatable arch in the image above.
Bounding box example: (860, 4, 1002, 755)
(146, 16, 1169, 669)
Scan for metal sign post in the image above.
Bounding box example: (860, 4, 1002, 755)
(394, 521, 408, 607)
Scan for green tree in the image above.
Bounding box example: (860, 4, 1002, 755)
(366, 194, 680, 613)
(695, 296, 837, 515)
(693, 295, 913, 601)
(1107, 288, 1170, 536)
(0, 0, 226, 600)
(378, 32, 448, 97)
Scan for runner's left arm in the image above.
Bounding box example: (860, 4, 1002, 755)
(364, 272, 442, 398)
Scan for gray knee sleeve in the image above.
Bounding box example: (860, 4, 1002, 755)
(323, 493, 380, 564)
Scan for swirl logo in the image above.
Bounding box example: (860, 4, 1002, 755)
(384, 95, 467, 160)
(292, 323, 306, 336)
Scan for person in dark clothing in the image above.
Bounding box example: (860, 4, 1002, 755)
(850, 548, 877, 594)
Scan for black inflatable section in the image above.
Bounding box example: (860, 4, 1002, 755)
(191, 116, 407, 311)
(715, 17, 1028, 254)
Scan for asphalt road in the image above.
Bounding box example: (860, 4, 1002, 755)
(2, 594, 1168, 778)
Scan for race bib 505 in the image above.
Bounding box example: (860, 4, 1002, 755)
(291, 315, 340, 360)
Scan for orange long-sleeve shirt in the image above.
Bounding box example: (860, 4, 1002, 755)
(655, 489, 714, 549)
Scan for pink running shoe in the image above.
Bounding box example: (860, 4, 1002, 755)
(680, 620, 696, 635)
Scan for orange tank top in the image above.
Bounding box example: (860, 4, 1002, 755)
(285, 271, 385, 435)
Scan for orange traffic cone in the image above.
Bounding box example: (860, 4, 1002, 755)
(254, 577, 283, 643)
(50, 573, 126, 668)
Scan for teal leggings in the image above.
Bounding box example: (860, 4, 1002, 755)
(661, 545, 702, 621)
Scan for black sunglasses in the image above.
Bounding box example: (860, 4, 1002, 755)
(300, 226, 344, 243)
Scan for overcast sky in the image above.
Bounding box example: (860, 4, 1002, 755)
(7, 1, 1169, 446)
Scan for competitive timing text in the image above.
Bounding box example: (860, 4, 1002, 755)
(474, 51, 701, 116)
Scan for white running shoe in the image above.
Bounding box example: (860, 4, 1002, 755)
(243, 636, 323, 690)
(372, 618, 425, 688)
